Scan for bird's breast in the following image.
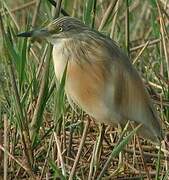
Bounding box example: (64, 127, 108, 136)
(52, 40, 68, 81)
(52, 42, 111, 121)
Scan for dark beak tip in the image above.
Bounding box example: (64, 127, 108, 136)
(16, 33, 23, 37)
(17, 31, 32, 37)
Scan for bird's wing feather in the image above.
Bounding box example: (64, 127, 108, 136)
(65, 34, 162, 141)
(79, 33, 163, 141)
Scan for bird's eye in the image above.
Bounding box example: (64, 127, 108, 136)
(59, 27, 63, 32)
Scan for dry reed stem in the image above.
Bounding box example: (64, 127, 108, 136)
(98, 0, 119, 31)
(133, 41, 150, 64)
(157, 2, 169, 79)
(0, 1, 36, 15)
(40, 134, 53, 180)
(54, 132, 66, 177)
(32, 0, 42, 28)
(0, 144, 29, 172)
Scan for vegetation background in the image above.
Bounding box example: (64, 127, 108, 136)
(0, 0, 169, 179)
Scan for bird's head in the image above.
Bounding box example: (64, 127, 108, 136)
(17, 16, 88, 44)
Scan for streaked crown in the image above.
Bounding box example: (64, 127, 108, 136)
(47, 16, 89, 35)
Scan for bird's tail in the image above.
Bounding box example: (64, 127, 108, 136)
(139, 103, 163, 143)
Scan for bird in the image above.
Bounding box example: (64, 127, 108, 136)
(17, 16, 163, 143)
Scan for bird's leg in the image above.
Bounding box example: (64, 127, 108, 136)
(163, 134, 169, 171)
(164, 133, 169, 152)
(109, 123, 125, 177)
(111, 124, 124, 176)
(117, 124, 124, 170)
(88, 123, 105, 179)
(69, 118, 90, 180)
(130, 123, 151, 180)
(95, 123, 105, 159)
(94, 123, 105, 169)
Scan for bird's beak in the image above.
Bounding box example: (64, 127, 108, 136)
(17, 28, 49, 38)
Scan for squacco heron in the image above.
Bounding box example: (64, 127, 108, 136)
(18, 16, 163, 143)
